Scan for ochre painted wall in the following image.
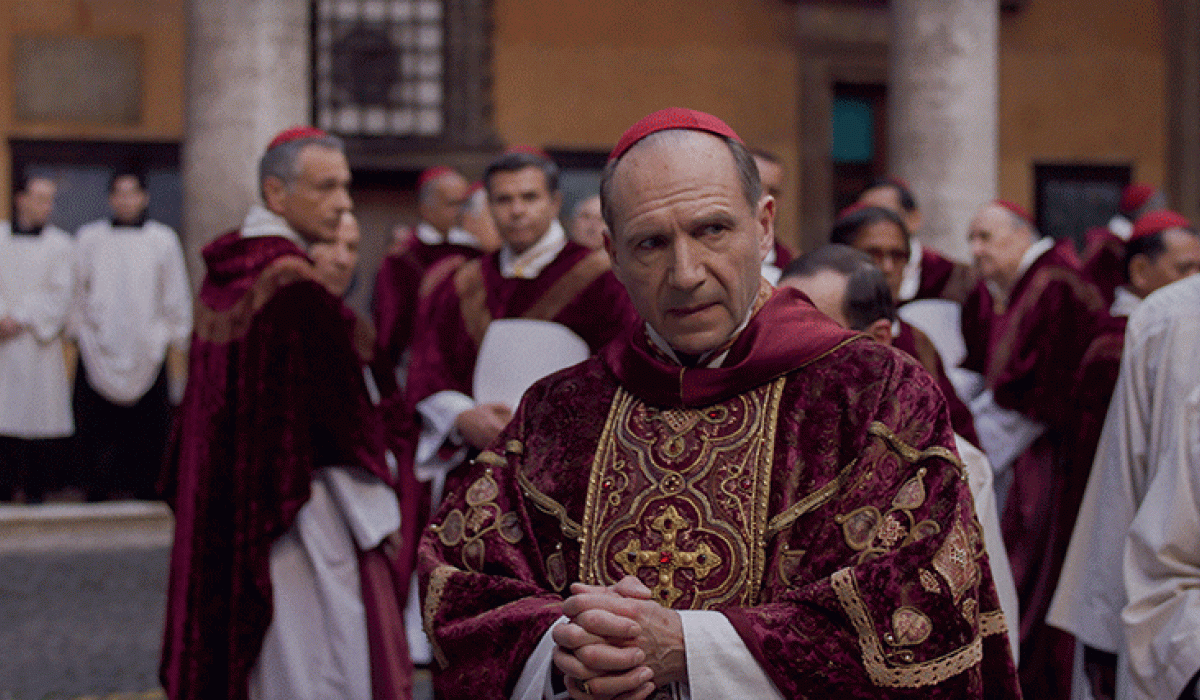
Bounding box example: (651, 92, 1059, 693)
(491, 0, 803, 250)
(998, 0, 1166, 209)
(0, 0, 186, 216)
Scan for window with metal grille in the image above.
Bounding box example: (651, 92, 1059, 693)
(313, 0, 447, 137)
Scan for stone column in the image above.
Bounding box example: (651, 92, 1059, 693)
(182, 0, 311, 285)
(888, 0, 998, 261)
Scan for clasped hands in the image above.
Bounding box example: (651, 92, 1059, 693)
(552, 576, 686, 700)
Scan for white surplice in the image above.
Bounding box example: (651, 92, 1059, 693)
(1117, 275, 1200, 700)
(1044, 275, 1200, 700)
(0, 222, 74, 438)
(71, 218, 192, 405)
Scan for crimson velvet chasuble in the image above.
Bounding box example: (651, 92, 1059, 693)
(419, 286, 1020, 698)
(161, 232, 403, 700)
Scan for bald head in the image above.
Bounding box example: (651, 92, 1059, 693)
(967, 202, 1038, 292)
(602, 129, 774, 357)
(418, 170, 470, 236)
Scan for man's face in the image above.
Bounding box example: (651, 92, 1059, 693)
(309, 213, 361, 297)
(968, 204, 1033, 289)
(849, 220, 909, 299)
(1132, 228, 1200, 297)
(488, 166, 561, 255)
(781, 269, 849, 327)
(16, 177, 56, 229)
(753, 156, 784, 202)
(606, 132, 773, 357)
(569, 194, 606, 251)
(110, 175, 149, 225)
(269, 145, 353, 244)
(859, 185, 920, 235)
(420, 173, 470, 235)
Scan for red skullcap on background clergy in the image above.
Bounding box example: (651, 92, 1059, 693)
(1130, 210, 1192, 242)
(1119, 183, 1158, 216)
(267, 125, 330, 151)
(505, 144, 553, 161)
(994, 199, 1035, 228)
(417, 166, 455, 190)
(836, 201, 871, 220)
(609, 108, 744, 162)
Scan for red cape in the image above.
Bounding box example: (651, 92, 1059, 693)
(161, 231, 394, 700)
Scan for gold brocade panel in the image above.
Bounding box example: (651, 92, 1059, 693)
(578, 379, 786, 609)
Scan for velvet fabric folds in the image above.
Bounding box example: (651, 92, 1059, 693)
(419, 287, 1020, 698)
(403, 239, 639, 407)
(160, 231, 397, 700)
(960, 243, 1108, 699)
(371, 230, 482, 399)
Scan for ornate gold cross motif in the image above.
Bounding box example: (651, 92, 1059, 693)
(616, 505, 722, 607)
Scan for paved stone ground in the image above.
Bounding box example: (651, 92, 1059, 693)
(0, 508, 434, 700)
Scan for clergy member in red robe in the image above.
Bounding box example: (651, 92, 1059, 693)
(404, 148, 639, 474)
(1079, 183, 1167, 308)
(960, 199, 1108, 700)
(857, 177, 976, 304)
(829, 203, 979, 446)
(419, 108, 1019, 700)
(161, 127, 410, 700)
(372, 166, 491, 399)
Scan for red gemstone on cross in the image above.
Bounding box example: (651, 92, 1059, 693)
(659, 552, 672, 564)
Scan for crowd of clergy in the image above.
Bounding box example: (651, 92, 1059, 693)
(3, 107, 1200, 700)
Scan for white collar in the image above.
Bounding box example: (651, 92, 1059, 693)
(898, 238, 923, 302)
(498, 220, 567, 279)
(985, 236, 1054, 303)
(1108, 215, 1133, 242)
(240, 204, 307, 250)
(415, 221, 482, 248)
(644, 304, 755, 370)
(1111, 286, 1142, 317)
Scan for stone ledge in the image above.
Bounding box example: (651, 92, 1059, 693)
(0, 501, 174, 554)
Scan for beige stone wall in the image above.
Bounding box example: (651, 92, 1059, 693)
(491, 0, 803, 250)
(998, 0, 1166, 208)
(0, 0, 185, 216)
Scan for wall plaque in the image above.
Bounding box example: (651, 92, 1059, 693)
(14, 36, 143, 125)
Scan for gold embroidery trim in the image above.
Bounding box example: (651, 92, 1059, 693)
(523, 249, 613, 322)
(474, 450, 506, 468)
(423, 564, 458, 669)
(516, 464, 583, 540)
(506, 439, 525, 455)
(578, 386, 633, 581)
(749, 378, 787, 597)
(767, 458, 858, 537)
(979, 610, 1007, 638)
(868, 422, 964, 477)
(831, 568, 983, 688)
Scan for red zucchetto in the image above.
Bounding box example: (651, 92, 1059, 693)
(835, 201, 871, 220)
(994, 199, 1035, 228)
(1119, 183, 1158, 216)
(609, 107, 744, 162)
(267, 125, 330, 151)
(416, 165, 455, 190)
(1131, 210, 1192, 241)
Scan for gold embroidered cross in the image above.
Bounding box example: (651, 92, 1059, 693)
(616, 505, 722, 607)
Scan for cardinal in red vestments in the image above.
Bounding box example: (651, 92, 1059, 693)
(160, 127, 410, 700)
(960, 199, 1109, 700)
(419, 108, 1020, 700)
